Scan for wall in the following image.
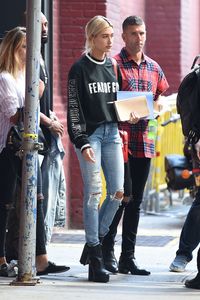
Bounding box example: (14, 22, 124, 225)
(145, 0, 200, 93)
(145, 0, 181, 94)
(180, 0, 200, 77)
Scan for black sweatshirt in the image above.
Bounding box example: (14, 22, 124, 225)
(67, 54, 119, 149)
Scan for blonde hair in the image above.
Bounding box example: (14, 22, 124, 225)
(84, 15, 113, 53)
(0, 26, 26, 78)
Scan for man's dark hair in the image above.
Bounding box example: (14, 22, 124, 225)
(122, 16, 144, 31)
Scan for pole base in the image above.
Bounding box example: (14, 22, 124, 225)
(10, 275, 40, 286)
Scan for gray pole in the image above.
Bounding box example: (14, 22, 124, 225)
(11, 0, 42, 286)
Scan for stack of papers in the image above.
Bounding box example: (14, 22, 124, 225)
(114, 91, 154, 121)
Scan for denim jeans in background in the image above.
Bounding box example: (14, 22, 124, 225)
(177, 187, 200, 261)
(75, 123, 124, 246)
(41, 134, 66, 244)
(54, 166, 67, 227)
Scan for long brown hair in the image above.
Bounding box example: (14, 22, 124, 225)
(0, 26, 26, 79)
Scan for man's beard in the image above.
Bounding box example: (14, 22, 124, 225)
(41, 36, 48, 44)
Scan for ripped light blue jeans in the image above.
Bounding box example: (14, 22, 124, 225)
(75, 123, 124, 246)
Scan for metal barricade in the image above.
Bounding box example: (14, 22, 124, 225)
(143, 94, 184, 212)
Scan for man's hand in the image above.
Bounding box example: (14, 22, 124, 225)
(40, 112, 64, 137)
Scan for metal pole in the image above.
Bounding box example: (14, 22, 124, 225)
(11, 0, 41, 286)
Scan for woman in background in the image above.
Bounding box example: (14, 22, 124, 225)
(0, 26, 69, 277)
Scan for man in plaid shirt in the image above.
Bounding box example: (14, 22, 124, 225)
(102, 15, 169, 275)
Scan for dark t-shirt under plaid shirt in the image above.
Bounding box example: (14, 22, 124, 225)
(114, 47, 169, 158)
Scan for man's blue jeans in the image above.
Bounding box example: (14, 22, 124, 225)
(75, 123, 124, 246)
(177, 187, 200, 261)
(41, 134, 66, 244)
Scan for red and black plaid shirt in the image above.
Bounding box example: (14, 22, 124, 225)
(114, 48, 169, 158)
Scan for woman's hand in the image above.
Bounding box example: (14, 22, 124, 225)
(82, 147, 96, 163)
(127, 111, 140, 124)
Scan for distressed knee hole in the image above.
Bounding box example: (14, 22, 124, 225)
(88, 192, 102, 209)
(90, 192, 101, 204)
(91, 192, 101, 196)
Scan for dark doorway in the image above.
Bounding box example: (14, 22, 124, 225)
(0, 0, 53, 107)
(0, 0, 26, 39)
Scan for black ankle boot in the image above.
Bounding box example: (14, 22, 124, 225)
(80, 243, 89, 265)
(118, 257, 150, 276)
(102, 248, 118, 273)
(88, 244, 109, 283)
(185, 273, 200, 289)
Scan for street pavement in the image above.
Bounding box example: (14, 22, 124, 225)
(1, 197, 200, 299)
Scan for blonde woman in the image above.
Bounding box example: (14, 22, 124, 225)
(0, 27, 26, 277)
(0, 27, 69, 277)
(67, 16, 124, 282)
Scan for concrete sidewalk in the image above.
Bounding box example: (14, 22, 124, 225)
(1, 200, 200, 299)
